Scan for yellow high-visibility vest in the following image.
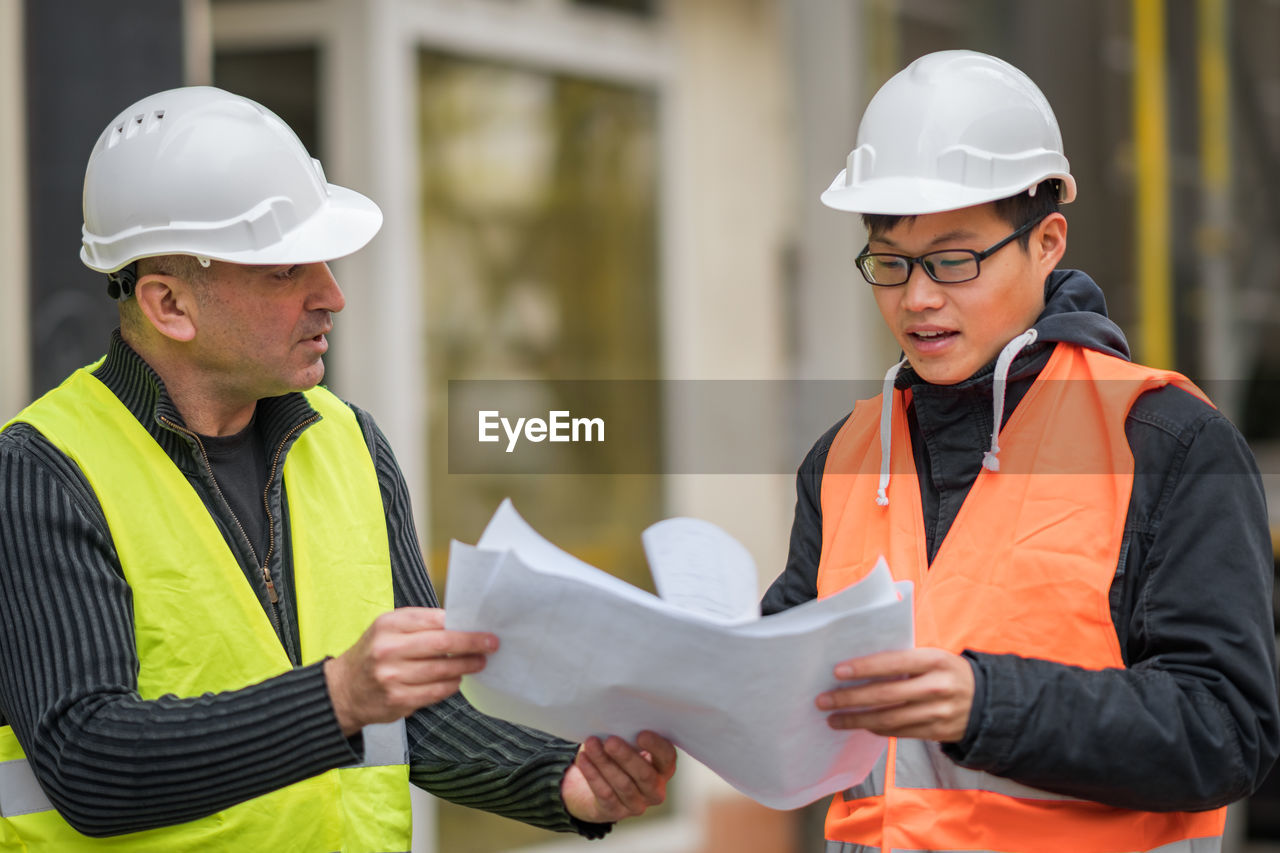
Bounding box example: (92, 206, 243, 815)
(0, 367, 411, 852)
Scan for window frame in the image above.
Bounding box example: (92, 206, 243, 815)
(0, 0, 28, 417)
(210, 3, 693, 852)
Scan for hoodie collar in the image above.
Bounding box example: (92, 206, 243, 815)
(873, 269, 1128, 506)
(1034, 268, 1129, 359)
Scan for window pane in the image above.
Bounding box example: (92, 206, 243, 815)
(213, 47, 320, 156)
(572, 0, 658, 17)
(417, 49, 665, 851)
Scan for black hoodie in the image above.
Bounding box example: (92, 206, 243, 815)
(762, 269, 1280, 811)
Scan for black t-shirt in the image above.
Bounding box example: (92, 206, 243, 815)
(199, 412, 270, 564)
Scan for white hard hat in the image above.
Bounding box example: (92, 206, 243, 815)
(821, 50, 1077, 216)
(80, 86, 382, 274)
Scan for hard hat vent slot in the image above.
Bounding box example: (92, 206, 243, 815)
(127, 113, 145, 140)
(107, 111, 166, 149)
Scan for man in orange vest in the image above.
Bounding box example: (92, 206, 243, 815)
(762, 51, 1279, 852)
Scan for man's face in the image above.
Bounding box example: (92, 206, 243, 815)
(190, 261, 345, 404)
(868, 203, 1060, 385)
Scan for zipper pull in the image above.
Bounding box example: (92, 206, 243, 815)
(263, 567, 279, 604)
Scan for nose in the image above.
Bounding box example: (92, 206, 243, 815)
(899, 262, 946, 313)
(307, 262, 346, 313)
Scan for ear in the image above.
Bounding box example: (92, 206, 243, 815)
(1032, 212, 1068, 275)
(133, 274, 199, 343)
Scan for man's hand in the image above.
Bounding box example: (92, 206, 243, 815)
(816, 648, 975, 742)
(561, 731, 677, 824)
(323, 607, 497, 736)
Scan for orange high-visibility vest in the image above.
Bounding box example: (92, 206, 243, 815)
(817, 343, 1226, 853)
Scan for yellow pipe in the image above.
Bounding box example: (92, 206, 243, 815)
(1133, 0, 1173, 368)
(865, 0, 901, 90)
(1197, 0, 1239, 413)
(1198, 0, 1230, 194)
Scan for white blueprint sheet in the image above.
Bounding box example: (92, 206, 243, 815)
(443, 500, 914, 810)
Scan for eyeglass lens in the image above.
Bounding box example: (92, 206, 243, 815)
(858, 251, 980, 285)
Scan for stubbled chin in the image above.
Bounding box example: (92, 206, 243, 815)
(295, 359, 326, 390)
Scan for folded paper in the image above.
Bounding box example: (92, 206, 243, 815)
(444, 499, 914, 810)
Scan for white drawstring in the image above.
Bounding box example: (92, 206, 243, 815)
(981, 329, 1039, 472)
(874, 330, 1038, 506)
(875, 357, 909, 507)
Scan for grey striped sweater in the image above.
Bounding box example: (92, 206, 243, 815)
(0, 331, 605, 839)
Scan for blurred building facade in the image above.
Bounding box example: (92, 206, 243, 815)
(3, 1, 1280, 851)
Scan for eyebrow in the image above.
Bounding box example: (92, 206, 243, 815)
(871, 229, 980, 251)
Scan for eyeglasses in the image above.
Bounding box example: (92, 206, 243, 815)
(854, 214, 1048, 287)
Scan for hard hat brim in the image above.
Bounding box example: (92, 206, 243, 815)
(820, 172, 1077, 217)
(218, 183, 385, 267)
(80, 183, 384, 273)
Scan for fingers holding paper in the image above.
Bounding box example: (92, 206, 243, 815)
(562, 731, 677, 823)
(817, 648, 975, 743)
(324, 607, 498, 736)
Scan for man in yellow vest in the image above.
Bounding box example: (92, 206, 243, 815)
(762, 51, 1279, 852)
(0, 86, 674, 850)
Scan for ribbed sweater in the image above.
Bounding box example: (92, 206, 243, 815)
(0, 331, 606, 839)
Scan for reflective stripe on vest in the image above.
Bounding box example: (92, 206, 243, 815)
(829, 842, 1222, 853)
(816, 345, 1224, 853)
(0, 755, 49, 818)
(358, 721, 410, 768)
(892, 740, 1081, 801)
(0, 369, 411, 851)
(826, 842, 879, 853)
(0, 719, 405, 816)
(839, 739, 1078, 804)
(841, 749, 886, 801)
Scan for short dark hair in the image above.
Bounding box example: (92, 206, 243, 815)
(861, 178, 1063, 247)
(136, 254, 212, 285)
(118, 255, 213, 334)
